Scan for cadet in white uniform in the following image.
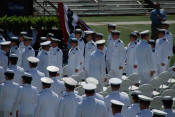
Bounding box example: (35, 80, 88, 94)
(8, 54, 24, 85)
(148, 40, 159, 77)
(58, 77, 82, 117)
(0, 69, 19, 117)
(155, 29, 170, 74)
(0, 41, 11, 70)
(95, 33, 107, 55)
(111, 99, 125, 117)
(108, 30, 126, 78)
(106, 24, 116, 72)
(84, 77, 104, 101)
(49, 38, 63, 74)
(18, 32, 27, 53)
(136, 95, 153, 117)
(27, 56, 45, 91)
(68, 38, 83, 76)
(74, 29, 85, 55)
(47, 66, 65, 97)
(84, 31, 96, 74)
(152, 109, 167, 117)
(105, 78, 130, 117)
(133, 31, 141, 44)
(18, 36, 35, 71)
(162, 22, 174, 69)
(10, 36, 20, 57)
(162, 96, 175, 117)
(88, 40, 106, 92)
(75, 83, 108, 117)
(126, 32, 138, 76)
(34, 77, 59, 117)
(37, 41, 51, 76)
(125, 90, 142, 117)
(135, 30, 155, 84)
(11, 72, 38, 117)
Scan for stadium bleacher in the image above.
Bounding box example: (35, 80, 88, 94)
(33, 0, 175, 16)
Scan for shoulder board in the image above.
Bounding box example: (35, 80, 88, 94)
(135, 42, 137, 45)
(15, 47, 18, 49)
(163, 38, 166, 41)
(118, 40, 121, 43)
(57, 49, 60, 51)
(167, 32, 169, 34)
(45, 52, 48, 55)
(28, 47, 32, 50)
(76, 48, 79, 50)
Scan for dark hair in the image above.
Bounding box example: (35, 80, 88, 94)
(5, 73, 14, 79)
(111, 104, 122, 112)
(65, 83, 75, 91)
(29, 62, 38, 68)
(85, 89, 95, 95)
(162, 100, 173, 109)
(22, 76, 32, 84)
(111, 84, 120, 89)
(42, 82, 51, 88)
(139, 100, 150, 107)
(9, 57, 18, 65)
(49, 72, 57, 77)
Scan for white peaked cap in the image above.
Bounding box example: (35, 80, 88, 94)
(41, 77, 54, 84)
(111, 99, 124, 106)
(95, 40, 106, 45)
(27, 56, 40, 63)
(47, 66, 59, 72)
(0, 41, 11, 45)
(40, 41, 51, 46)
(138, 95, 153, 101)
(62, 77, 78, 86)
(109, 78, 122, 85)
(152, 109, 167, 116)
(86, 77, 99, 85)
(83, 83, 97, 90)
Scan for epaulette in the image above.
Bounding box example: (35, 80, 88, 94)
(118, 40, 121, 43)
(167, 32, 169, 35)
(45, 52, 48, 55)
(57, 48, 60, 51)
(15, 47, 18, 50)
(134, 42, 137, 45)
(163, 38, 166, 41)
(28, 47, 32, 50)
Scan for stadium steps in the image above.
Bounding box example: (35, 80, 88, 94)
(34, 0, 174, 16)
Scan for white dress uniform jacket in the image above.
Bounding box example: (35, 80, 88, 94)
(155, 37, 170, 73)
(34, 88, 59, 117)
(165, 30, 173, 58)
(106, 34, 114, 71)
(0, 66, 4, 83)
(136, 40, 155, 84)
(68, 46, 83, 76)
(105, 91, 130, 117)
(136, 109, 152, 117)
(8, 65, 24, 85)
(18, 45, 35, 71)
(0, 49, 8, 70)
(88, 49, 106, 91)
(114, 113, 124, 117)
(51, 77, 65, 97)
(9, 65, 24, 85)
(78, 38, 85, 55)
(0, 80, 19, 117)
(27, 68, 45, 91)
(126, 41, 138, 76)
(109, 39, 126, 78)
(49, 47, 63, 74)
(84, 40, 96, 74)
(37, 50, 50, 76)
(125, 103, 140, 117)
(164, 109, 175, 117)
(10, 45, 20, 57)
(12, 84, 38, 117)
(58, 92, 82, 117)
(75, 96, 108, 117)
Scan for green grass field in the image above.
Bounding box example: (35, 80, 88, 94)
(80, 15, 175, 22)
(80, 15, 175, 66)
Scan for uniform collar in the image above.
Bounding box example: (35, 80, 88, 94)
(42, 88, 51, 92)
(5, 80, 13, 84)
(64, 91, 74, 96)
(23, 84, 31, 87)
(112, 90, 119, 94)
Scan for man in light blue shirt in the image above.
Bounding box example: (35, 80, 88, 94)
(150, 2, 166, 39)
